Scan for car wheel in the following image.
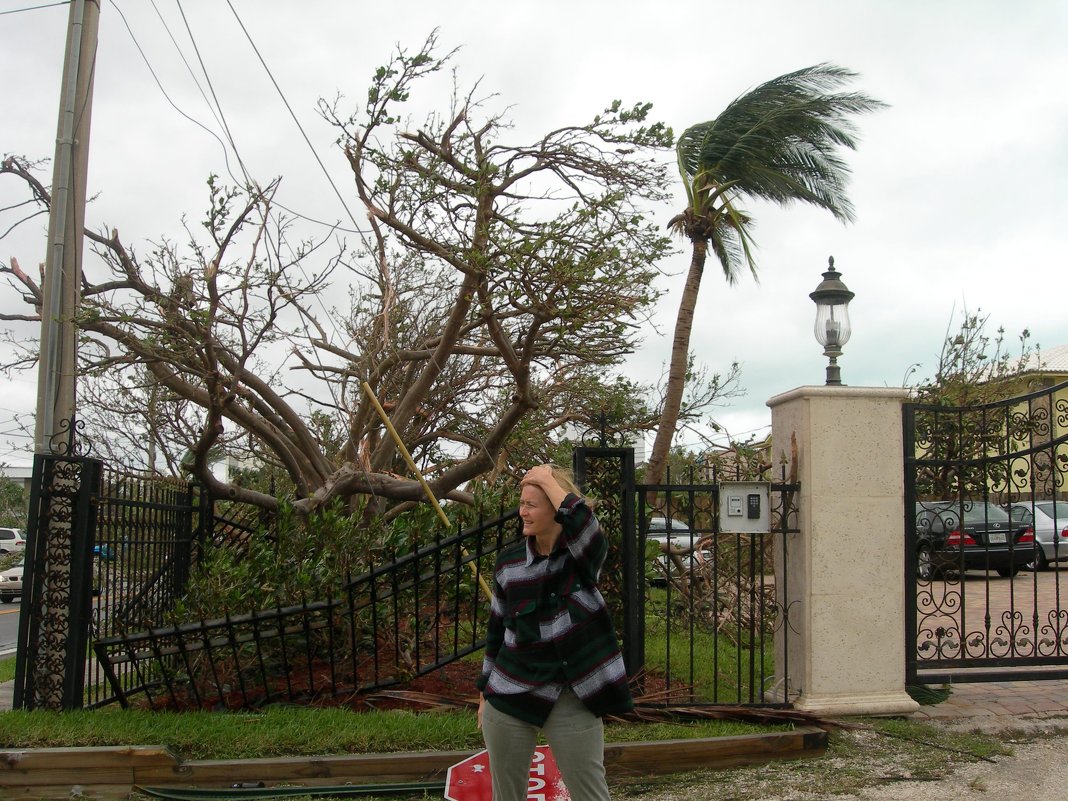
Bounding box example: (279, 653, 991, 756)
(0, 597, 12, 604)
(917, 543, 935, 580)
(996, 564, 1021, 578)
(1026, 548, 1049, 572)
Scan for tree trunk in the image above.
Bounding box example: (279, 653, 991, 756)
(645, 238, 708, 484)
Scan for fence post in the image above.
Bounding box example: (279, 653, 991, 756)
(573, 446, 641, 678)
(14, 453, 101, 710)
(768, 386, 918, 716)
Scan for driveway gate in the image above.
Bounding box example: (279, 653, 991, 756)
(904, 379, 1068, 684)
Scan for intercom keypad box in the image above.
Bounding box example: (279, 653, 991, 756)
(718, 481, 771, 533)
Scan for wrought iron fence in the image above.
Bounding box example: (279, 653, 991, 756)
(93, 509, 521, 709)
(88, 445, 799, 712)
(572, 447, 798, 708)
(85, 465, 207, 707)
(635, 464, 798, 707)
(904, 378, 1068, 683)
(17, 429, 290, 709)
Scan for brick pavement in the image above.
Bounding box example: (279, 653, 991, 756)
(910, 564, 1068, 720)
(910, 678, 1068, 719)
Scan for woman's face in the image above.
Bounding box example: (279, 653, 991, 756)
(519, 483, 557, 539)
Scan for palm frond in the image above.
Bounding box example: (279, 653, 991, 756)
(676, 63, 886, 224)
(709, 203, 756, 284)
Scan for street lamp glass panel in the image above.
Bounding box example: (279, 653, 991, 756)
(813, 302, 852, 348)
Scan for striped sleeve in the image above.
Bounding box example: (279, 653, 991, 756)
(476, 573, 507, 690)
(558, 495, 607, 585)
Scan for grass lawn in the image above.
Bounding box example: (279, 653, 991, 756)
(641, 587, 776, 704)
(0, 592, 784, 761)
(1, 646, 1013, 801)
(0, 704, 780, 761)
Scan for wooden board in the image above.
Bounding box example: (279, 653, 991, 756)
(0, 728, 827, 800)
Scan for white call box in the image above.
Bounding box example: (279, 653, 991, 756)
(718, 481, 771, 533)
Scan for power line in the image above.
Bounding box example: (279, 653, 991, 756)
(217, 2, 356, 415)
(118, 0, 360, 233)
(173, 0, 252, 186)
(110, 0, 240, 185)
(0, 1, 69, 15)
(224, 0, 363, 235)
(117, 2, 348, 417)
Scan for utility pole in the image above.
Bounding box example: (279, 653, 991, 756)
(16, 0, 103, 712)
(34, 0, 100, 453)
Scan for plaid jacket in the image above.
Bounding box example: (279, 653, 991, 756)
(477, 493, 633, 725)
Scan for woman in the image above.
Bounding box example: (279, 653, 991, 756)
(477, 464, 632, 801)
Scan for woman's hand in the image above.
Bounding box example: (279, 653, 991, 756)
(521, 465, 567, 509)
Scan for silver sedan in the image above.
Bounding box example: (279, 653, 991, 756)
(1006, 501, 1068, 571)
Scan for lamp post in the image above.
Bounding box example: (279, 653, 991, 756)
(809, 256, 854, 386)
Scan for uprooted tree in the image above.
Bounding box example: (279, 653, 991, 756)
(1, 34, 720, 517)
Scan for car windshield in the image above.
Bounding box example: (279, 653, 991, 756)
(648, 518, 687, 532)
(1035, 502, 1068, 521)
(919, 502, 1008, 525)
(959, 504, 1009, 524)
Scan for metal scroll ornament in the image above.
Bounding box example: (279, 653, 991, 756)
(579, 411, 630, 448)
(48, 415, 94, 458)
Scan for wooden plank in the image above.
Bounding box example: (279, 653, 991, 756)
(140, 749, 474, 787)
(604, 728, 826, 773)
(0, 728, 828, 800)
(0, 746, 177, 771)
(3, 767, 141, 786)
(0, 746, 182, 792)
(0, 783, 135, 800)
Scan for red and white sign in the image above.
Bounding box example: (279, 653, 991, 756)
(445, 745, 570, 801)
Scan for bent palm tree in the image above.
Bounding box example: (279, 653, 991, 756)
(645, 64, 885, 484)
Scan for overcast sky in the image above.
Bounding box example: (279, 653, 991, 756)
(2, 0, 1067, 468)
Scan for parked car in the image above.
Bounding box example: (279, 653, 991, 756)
(0, 558, 23, 602)
(645, 516, 704, 579)
(915, 501, 1033, 580)
(1005, 501, 1068, 571)
(0, 527, 26, 554)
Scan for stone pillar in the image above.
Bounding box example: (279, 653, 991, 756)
(768, 386, 918, 716)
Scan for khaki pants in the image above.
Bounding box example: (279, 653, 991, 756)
(481, 688, 610, 801)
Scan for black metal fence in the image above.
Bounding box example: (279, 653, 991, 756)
(85, 464, 208, 707)
(83, 445, 798, 712)
(93, 509, 520, 709)
(904, 378, 1068, 683)
(636, 467, 794, 706)
(573, 447, 798, 707)
(15, 428, 289, 709)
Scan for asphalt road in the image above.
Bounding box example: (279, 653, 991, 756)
(0, 603, 20, 655)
